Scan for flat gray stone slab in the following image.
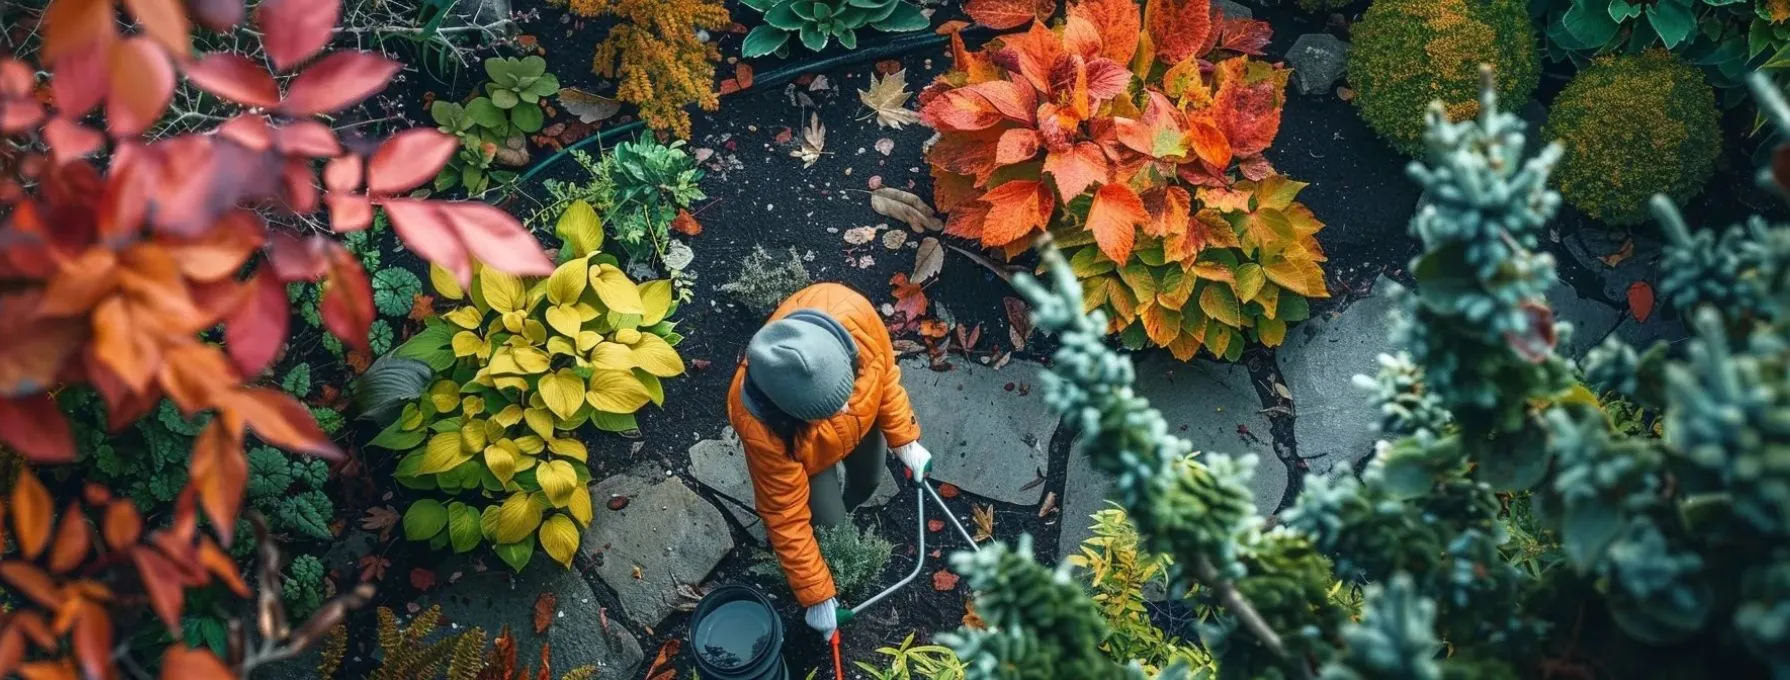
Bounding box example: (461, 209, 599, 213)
(583, 472, 734, 627)
(1058, 357, 1283, 559)
(900, 357, 1059, 505)
(1216, 0, 1252, 19)
(1549, 282, 1621, 358)
(1287, 34, 1350, 95)
(689, 428, 899, 545)
(1278, 276, 1402, 477)
(421, 562, 643, 680)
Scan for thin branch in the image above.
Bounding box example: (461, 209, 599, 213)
(1191, 555, 1313, 680)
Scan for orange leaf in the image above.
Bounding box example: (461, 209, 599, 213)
(70, 599, 112, 680)
(0, 562, 63, 610)
(671, 209, 703, 236)
(931, 569, 960, 591)
(107, 38, 176, 137)
(534, 592, 556, 634)
(408, 293, 437, 322)
(1043, 142, 1109, 202)
(891, 273, 930, 321)
(92, 297, 161, 394)
(920, 87, 1005, 132)
(0, 626, 23, 679)
(927, 130, 1003, 184)
(11, 469, 52, 560)
(1212, 58, 1287, 158)
(1070, 0, 1142, 63)
(189, 420, 247, 539)
(994, 22, 1065, 94)
(644, 639, 681, 680)
(979, 180, 1053, 247)
(994, 128, 1042, 165)
(47, 505, 90, 574)
(169, 211, 266, 282)
(1142, 186, 1191, 239)
(1628, 281, 1655, 323)
(1140, 304, 1182, 346)
(0, 396, 75, 463)
(198, 537, 249, 596)
(103, 502, 142, 550)
(134, 546, 189, 630)
(160, 645, 231, 680)
(38, 250, 119, 318)
(964, 0, 1055, 29)
(320, 245, 374, 350)
(938, 483, 960, 498)
(1145, 0, 1212, 63)
(41, 0, 117, 65)
(1186, 120, 1232, 169)
(1086, 183, 1148, 263)
(222, 387, 342, 458)
(18, 660, 77, 680)
(0, 291, 86, 395)
(936, 19, 972, 34)
(160, 342, 238, 415)
(735, 62, 755, 90)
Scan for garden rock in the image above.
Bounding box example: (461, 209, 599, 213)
(1057, 356, 1283, 560)
(1216, 0, 1253, 19)
(583, 471, 734, 627)
(689, 428, 900, 545)
(900, 357, 1060, 505)
(1278, 276, 1401, 477)
(1287, 34, 1351, 96)
(1548, 282, 1622, 358)
(422, 562, 643, 680)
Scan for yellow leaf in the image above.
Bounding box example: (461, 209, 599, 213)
(540, 369, 585, 421)
(545, 305, 583, 338)
(539, 514, 581, 568)
(1254, 174, 1307, 210)
(494, 376, 529, 393)
(1140, 304, 1182, 346)
(460, 418, 489, 452)
(500, 310, 527, 334)
(586, 369, 655, 413)
(613, 328, 641, 345)
(492, 404, 524, 427)
(485, 443, 519, 484)
(483, 269, 528, 315)
(577, 330, 603, 353)
(452, 331, 487, 358)
(513, 346, 551, 374)
(589, 342, 634, 371)
(547, 335, 577, 357)
(462, 395, 486, 417)
(1261, 243, 1330, 298)
(525, 407, 555, 440)
(428, 380, 461, 413)
(418, 432, 472, 475)
(480, 492, 544, 544)
(537, 460, 579, 507)
(399, 403, 424, 430)
(1199, 284, 1242, 327)
(548, 437, 588, 462)
(638, 280, 674, 326)
(430, 263, 465, 300)
(444, 306, 485, 329)
(523, 318, 548, 345)
(513, 435, 546, 455)
(588, 264, 644, 314)
(1257, 318, 1287, 346)
(1235, 263, 1266, 302)
(556, 200, 604, 258)
(546, 259, 589, 306)
(629, 333, 685, 377)
(567, 486, 593, 525)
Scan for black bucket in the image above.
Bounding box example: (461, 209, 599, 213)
(689, 585, 790, 680)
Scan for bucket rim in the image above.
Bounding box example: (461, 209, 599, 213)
(690, 584, 784, 676)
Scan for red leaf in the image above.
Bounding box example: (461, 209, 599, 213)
(928, 519, 945, 532)
(266, 232, 332, 281)
(41, 0, 117, 66)
(938, 483, 960, 498)
(671, 209, 703, 236)
(226, 271, 290, 377)
(1070, 0, 1142, 63)
(534, 592, 556, 634)
(41, 118, 103, 164)
(920, 87, 1005, 132)
(182, 53, 281, 108)
(0, 395, 75, 463)
(327, 192, 374, 232)
(70, 600, 112, 680)
(1083, 59, 1132, 101)
(978, 179, 1053, 247)
(367, 129, 458, 194)
(279, 51, 400, 116)
(160, 645, 232, 680)
(107, 38, 176, 137)
(1628, 281, 1655, 323)
(891, 273, 929, 321)
(1215, 17, 1273, 56)
(1147, 0, 1213, 63)
(320, 246, 375, 349)
(735, 62, 755, 90)
(276, 120, 342, 157)
(931, 569, 960, 591)
(189, 0, 244, 32)
(258, 0, 343, 71)
(190, 420, 248, 539)
(323, 154, 364, 193)
(1212, 58, 1286, 158)
(1042, 142, 1108, 200)
(964, 0, 1055, 29)
(382, 199, 472, 286)
(434, 202, 556, 277)
(133, 547, 190, 630)
(410, 567, 437, 592)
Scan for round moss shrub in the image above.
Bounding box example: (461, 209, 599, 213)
(1348, 0, 1538, 156)
(1544, 51, 1720, 227)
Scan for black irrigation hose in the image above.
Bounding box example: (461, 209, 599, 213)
(514, 26, 997, 186)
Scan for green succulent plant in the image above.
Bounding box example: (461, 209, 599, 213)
(433, 135, 515, 196)
(740, 0, 930, 58)
(483, 56, 557, 134)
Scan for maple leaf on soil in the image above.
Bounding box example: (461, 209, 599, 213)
(1147, 0, 1213, 63)
(932, 569, 961, 591)
(409, 567, 436, 591)
(534, 592, 557, 634)
(965, 0, 1056, 29)
(859, 70, 922, 129)
(891, 273, 929, 321)
(1086, 183, 1149, 263)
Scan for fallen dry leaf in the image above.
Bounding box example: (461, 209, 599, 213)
(534, 592, 556, 634)
(859, 69, 921, 129)
(936, 19, 972, 34)
(870, 187, 943, 232)
(408, 293, 436, 322)
(1599, 238, 1635, 267)
(1038, 491, 1058, 517)
(937, 482, 960, 499)
(893, 339, 925, 355)
(962, 598, 986, 629)
(360, 506, 400, 541)
(557, 87, 622, 124)
(844, 225, 880, 245)
(409, 567, 436, 592)
(631, 564, 644, 580)
(882, 229, 908, 250)
(1272, 380, 1292, 400)
(644, 639, 681, 680)
(792, 113, 826, 168)
(891, 273, 929, 321)
(918, 318, 950, 339)
(957, 323, 982, 352)
(358, 555, 390, 582)
(608, 495, 630, 511)
(928, 519, 945, 533)
(671, 209, 702, 236)
(1628, 281, 1655, 323)
(875, 59, 902, 75)
(1004, 297, 1032, 350)
(971, 503, 994, 542)
(913, 237, 944, 283)
(932, 569, 961, 591)
(875, 137, 895, 156)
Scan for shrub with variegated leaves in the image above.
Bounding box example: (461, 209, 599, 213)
(370, 199, 686, 571)
(924, 0, 1329, 360)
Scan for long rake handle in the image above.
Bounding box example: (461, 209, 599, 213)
(922, 479, 982, 550)
(841, 485, 926, 621)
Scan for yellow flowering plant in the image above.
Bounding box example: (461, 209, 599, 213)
(371, 199, 685, 571)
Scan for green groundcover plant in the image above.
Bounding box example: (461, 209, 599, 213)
(940, 70, 1790, 678)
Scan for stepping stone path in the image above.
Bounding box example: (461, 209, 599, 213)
(582, 471, 735, 628)
(421, 562, 644, 680)
(1057, 356, 1283, 558)
(688, 427, 898, 544)
(1549, 282, 1622, 358)
(899, 357, 1060, 506)
(1278, 276, 1402, 477)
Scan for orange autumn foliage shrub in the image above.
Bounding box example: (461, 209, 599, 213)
(924, 0, 1329, 360)
(0, 0, 552, 675)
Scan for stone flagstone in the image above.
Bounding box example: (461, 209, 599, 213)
(1287, 34, 1350, 96)
(582, 471, 734, 628)
(1549, 282, 1622, 358)
(1057, 356, 1284, 559)
(899, 357, 1060, 505)
(1278, 276, 1402, 477)
(689, 428, 900, 545)
(420, 561, 643, 680)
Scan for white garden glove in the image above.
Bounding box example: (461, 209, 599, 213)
(894, 441, 933, 482)
(805, 598, 839, 639)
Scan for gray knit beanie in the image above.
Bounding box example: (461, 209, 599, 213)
(745, 312, 857, 422)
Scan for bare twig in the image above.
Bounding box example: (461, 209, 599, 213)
(944, 243, 1018, 284)
(1191, 555, 1313, 680)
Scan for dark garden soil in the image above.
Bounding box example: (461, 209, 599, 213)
(315, 0, 1775, 676)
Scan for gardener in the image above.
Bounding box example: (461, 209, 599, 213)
(726, 282, 932, 642)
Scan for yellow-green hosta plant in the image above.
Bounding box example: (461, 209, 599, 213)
(371, 199, 686, 571)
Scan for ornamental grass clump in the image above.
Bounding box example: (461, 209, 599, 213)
(1349, 0, 1538, 156)
(921, 0, 1328, 361)
(371, 199, 687, 571)
(1545, 50, 1721, 226)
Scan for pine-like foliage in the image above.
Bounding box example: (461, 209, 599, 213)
(946, 69, 1790, 678)
(367, 606, 470, 680)
(556, 0, 729, 138)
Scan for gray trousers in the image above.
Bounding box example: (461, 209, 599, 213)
(808, 433, 888, 527)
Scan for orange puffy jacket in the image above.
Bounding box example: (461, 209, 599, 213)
(726, 283, 921, 607)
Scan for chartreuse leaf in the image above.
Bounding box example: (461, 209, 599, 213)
(483, 270, 530, 333)
(418, 432, 473, 474)
(539, 369, 585, 421)
(537, 460, 579, 507)
(539, 514, 580, 567)
(525, 406, 555, 440)
(588, 264, 644, 314)
(430, 263, 465, 301)
(485, 440, 521, 485)
(446, 501, 482, 553)
(629, 333, 685, 377)
(544, 259, 589, 337)
(586, 370, 656, 413)
(639, 280, 674, 326)
(1199, 284, 1243, 327)
(555, 200, 603, 259)
(481, 491, 545, 544)
(590, 342, 634, 371)
(403, 500, 449, 540)
(444, 306, 484, 329)
(548, 437, 588, 462)
(568, 486, 593, 525)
